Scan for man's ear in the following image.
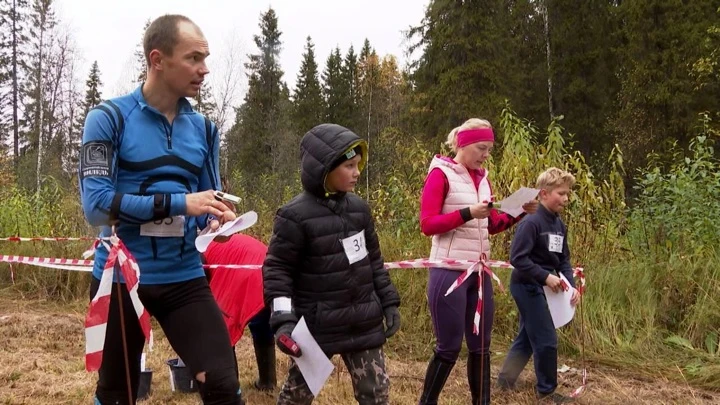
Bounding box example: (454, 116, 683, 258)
(148, 49, 163, 71)
(538, 188, 548, 199)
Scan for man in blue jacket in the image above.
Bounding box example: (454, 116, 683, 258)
(79, 14, 242, 405)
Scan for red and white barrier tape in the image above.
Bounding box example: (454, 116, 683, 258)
(0, 255, 94, 267)
(0, 236, 95, 242)
(84, 237, 151, 372)
(571, 368, 588, 397)
(443, 256, 507, 336)
(0, 254, 584, 273)
(0, 254, 585, 278)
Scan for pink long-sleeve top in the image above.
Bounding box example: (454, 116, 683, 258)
(420, 157, 523, 236)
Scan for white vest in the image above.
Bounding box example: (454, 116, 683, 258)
(428, 156, 492, 261)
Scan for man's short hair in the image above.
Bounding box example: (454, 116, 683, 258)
(536, 167, 576, 190)
(143, 14, 194, 65)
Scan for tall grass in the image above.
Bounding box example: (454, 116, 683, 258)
(0, 178, 93, 299)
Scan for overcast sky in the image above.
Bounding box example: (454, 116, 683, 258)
(54, 0, 429, 102)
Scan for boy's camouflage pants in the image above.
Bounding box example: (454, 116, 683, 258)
(277, 346, 390, 405)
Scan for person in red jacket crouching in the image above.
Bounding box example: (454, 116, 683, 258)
(202, 233, 277, 392)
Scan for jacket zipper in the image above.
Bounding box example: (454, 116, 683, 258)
(476, 175, 487, 259)
(164, 121, 173, 150)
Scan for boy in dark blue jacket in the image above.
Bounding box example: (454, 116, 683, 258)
(497, 168, 581, 404)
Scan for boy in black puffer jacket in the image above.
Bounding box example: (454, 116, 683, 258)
(263, 123, 401, 405)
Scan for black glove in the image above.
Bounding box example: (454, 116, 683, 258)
(274, 322, 301, 356)
(384, 306, 401, 338)
(269, 301, 301, 356)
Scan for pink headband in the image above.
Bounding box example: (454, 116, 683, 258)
(457, 128, 495, 148)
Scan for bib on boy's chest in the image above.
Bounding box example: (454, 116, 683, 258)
(341, 229, 368, 265)
(547, 234, 563, 253)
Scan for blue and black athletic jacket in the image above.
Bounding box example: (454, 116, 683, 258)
(79, 85, 221, 284)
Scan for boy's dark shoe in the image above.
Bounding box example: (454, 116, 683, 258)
(538, 391, 575, 404)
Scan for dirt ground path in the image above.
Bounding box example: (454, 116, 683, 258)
(1, 294, 718, 405)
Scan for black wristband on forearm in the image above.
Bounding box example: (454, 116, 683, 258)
(152, 194, 170, 220)
(460, 207, 473, 222)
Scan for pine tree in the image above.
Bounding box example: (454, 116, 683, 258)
(75, 61, 102, 133)
(338, 45, 359, 130)
(67, 60, 102, 171)
(544, 0, 620, 157)
(292, 36, 324, 135)
(225, 7, 294, 196)
(322, 47, 343, 123)
(359, 39, 372, 63)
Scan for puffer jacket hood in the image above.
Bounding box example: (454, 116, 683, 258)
(300, 123, 368, 197)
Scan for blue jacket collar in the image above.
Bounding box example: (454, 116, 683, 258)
(132, 84, 194, 115)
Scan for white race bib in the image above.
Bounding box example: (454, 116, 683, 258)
(548, 234, 564, 253)
(140, 216, 185, 237)
(341, 230, 368, 265)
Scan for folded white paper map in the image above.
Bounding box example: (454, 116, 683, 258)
(543, 273, 576, 329)
(292, 317, 335, 397)
(194, 211, 258, 253)
(496, 187, 540, 217)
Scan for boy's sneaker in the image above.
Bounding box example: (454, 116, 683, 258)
(538, 391, 575, 404)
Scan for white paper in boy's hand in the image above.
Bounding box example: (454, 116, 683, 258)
(495, 187, 540, 217)
(195, 211, 258, 253)
(543, 273, 576, 329)
(291, 317, 334, 397)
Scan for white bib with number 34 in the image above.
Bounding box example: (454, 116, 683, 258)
(140, 216, 185, 237)
(342, 230, 368, 265)
(548, 234, 563, 253)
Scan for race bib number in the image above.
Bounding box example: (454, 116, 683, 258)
(140, 216, 185, 237)
(548, 234, 564, 253)
(341, 230, 368, 265)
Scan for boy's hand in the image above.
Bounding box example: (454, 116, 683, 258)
(522, 200, 538, 214)
(545, 274, 565, 293)
(275, 323, 302, 357)
(384, 306, 401, 338)
(570, 288, 581, 306)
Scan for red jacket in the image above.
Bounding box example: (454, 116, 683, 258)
(204, 234, 267, 346)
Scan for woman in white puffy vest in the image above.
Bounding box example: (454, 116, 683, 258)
(417, 118, 537, 405)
